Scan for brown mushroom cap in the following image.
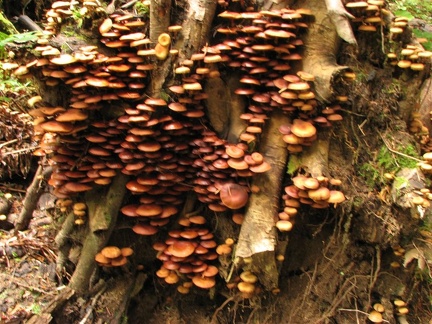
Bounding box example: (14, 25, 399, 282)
(167, 240, 196, 258)
(219, 183, 249, 209)
(95, 252, 110, 265)
(121, 247, 134, 257)
(192, 275, 216, 289)
(132, 223, 158, 235)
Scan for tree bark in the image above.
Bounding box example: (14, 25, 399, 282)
(235, 109, 290, 290)
(68, 173, 129, 293)
(296, 0, 353, 103)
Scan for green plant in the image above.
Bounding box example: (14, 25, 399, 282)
(388, 0, 432, 50)
(31, 303, 41, 315)
(359, 162, 383, 188)
(377, 144, 419, 171)
(359, 144, 420, 188)
(134, 1, 150, 16)
(413, 29, 432, 51)
(0, 31, 39, 59)
(389, 0, 432, 24)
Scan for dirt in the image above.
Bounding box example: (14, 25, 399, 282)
(0, 202, 59, 323)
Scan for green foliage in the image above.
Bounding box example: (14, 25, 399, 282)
(359, 163, 383, 188)
(389, 0, 432, 24)
(389, 0, 432, 50)
(31, 303, 41, 315)
(134, 1, 150, 16)
(0, 31, 39, 58)
(287, 155, 301, 176)
(413, 29, 432, 51)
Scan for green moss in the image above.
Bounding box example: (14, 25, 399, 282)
(377, 144, 419, 171)
(359, 143, 419, 189)
(287, 155, 301, 176)
(134, 1, 150, 16)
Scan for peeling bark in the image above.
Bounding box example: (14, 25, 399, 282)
(149, 0, 171, 44)
(324, 0, 357, 46)
(296, 0, 353, 103)
(235, 109, 290, 290)
(297, 133, 330, 177)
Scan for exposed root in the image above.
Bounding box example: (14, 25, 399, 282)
(211, 294, 241, 324)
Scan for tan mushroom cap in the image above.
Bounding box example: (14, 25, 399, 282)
(328, 190, 346, 205)
(291, 119, 316, 138)
(56, 109, 88, 122)
(50, 54, 77, 65)
(101, 246, 122, 259)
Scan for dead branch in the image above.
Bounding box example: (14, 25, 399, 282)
(15, 165, 52, 232)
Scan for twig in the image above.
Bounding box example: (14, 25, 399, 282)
(121, 0, 138, 9)
(367, 246, 381, 310)
(380, 134, 423, 162)
(339, 108, 366, 117)
(338, 308, 390, 323)
(0, 138, 20, 149)
(79, 282, 107, 324)
(0, 185, 26, 193)
(1, 146, 37, 156)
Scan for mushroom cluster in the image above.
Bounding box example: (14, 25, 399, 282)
(12, 0, 352, 294)
(73, 202, 87, 225)
(46, 1, 106, 37)
(280, 175, 345, 232)
(345, 0, 386, 33)
(387, 44, 432, 71)
(95, 245, 134, 267)
(153, 216, 219, 292)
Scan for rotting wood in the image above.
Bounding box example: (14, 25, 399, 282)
(68, 173, 129, 293)
(235, 109, 290, 290)
(26, 287, 74, 324)
(148, 0, 217, 97)
(15, 165, 52, 232)
(205, 74, 248, 141)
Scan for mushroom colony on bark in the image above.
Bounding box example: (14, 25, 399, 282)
(11, 0, 351, 294)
